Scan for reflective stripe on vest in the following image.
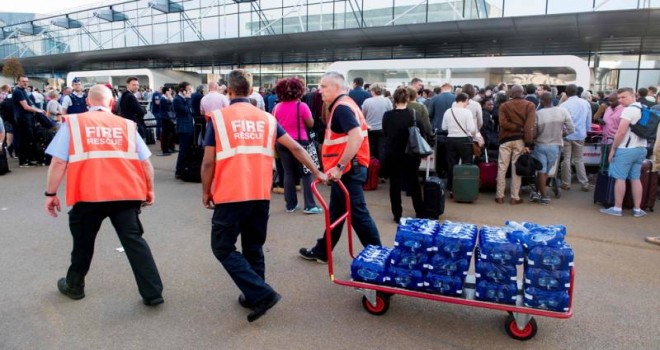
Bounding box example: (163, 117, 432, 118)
(321, 96, 370, 172)
(65, 111, 147, 206)
(209, 105, 277, 204)
(68, 114, 139, 163)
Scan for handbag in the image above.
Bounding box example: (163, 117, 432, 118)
(451, 108, 482, 157)
(405, 109, 434, 157)
(295, 102, 321, 175)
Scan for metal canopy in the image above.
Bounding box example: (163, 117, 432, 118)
(51, 17, 83, 29)
(93, 8, 128, 22)
(17, 23, 45, 36)
(17, 8, 660, 70)
(149, 0, 183, 14)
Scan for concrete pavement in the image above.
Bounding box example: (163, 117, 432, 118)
(0, 148, 658, 349)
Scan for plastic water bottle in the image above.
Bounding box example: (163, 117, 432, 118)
(527, 244, 574, 271)
(524, 287, 570, 312)
(475, 259, 517, 284)
(424, 273, 464, 296)
(423, 254, 470, 276)
(384, 266, 424, 290)
(389, 249, 426, 270)
(350, 245, 392, 284)
(475, 281, 518, 305)
(524, 267, 570, 291)
(394, 218, 438, 252)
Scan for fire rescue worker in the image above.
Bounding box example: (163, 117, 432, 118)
(201, 69, 326, 322)
(43, 84, 163, 306)
(298, 71, 381, 263)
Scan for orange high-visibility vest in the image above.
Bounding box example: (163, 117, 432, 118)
(209, 103, 277, 204)
(321, 96, 370, 173)
(65, 110, 147, 206)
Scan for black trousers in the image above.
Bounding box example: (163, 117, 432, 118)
(16, 115, 35, 164)
(160, 118, 176, 153)
(387, 154, 423, 220)
(68, 201, 163, 300)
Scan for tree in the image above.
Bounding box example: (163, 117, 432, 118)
(2, 57, 24, 80)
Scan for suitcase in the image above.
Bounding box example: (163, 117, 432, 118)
(422, 158, 446, 219)
(593, 170, 616, 207)
(479, 150, 497, 192)
(363, 157, 380, 191)
(145, 127, 156, 145)
(179, 123, 204, 183)
(623, 159, 657, 211)
(453, 164, 480, 203)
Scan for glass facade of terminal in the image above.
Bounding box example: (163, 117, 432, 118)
(1, 0, 659, 90)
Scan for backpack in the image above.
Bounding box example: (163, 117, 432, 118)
(631, 105, 660, 140)
(515, 154, 542, 177)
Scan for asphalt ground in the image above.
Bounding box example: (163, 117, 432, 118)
(0, 147, 658, 349)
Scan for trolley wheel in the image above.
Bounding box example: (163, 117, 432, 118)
(361, 292, 390, 316)
(505, 314, 537, 341)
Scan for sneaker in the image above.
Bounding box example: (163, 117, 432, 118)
(600, 207, 623, 217)
(645, 236, 660, 246)
(298, 248, 327, 264)
(581, 185, 591, 192)
(633, 209, 647, 218)
(303, 206, 323, 214)
(272, 187, 284, 194)
(540, 196, 551, 205)
(19, 163, 35, 168)
(247, 292, 281, 323)
(529, 192, 541, 203)
(560, 184, 571, 191)
(286, 205, 299, 213)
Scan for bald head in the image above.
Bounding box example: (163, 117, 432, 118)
(510, 84, 524, 99)
(208, 81, 220, 92)
(87, 84, 113, 108)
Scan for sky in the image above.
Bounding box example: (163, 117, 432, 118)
(0, 0, 109, 15)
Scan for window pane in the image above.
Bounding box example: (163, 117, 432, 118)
(547, 0, 592, 14)
(201, 16, 219, 40)
(618, 70, 638, 89)
(428, 0, 463, 22)
(393, 0, 427, 25)
(594, 0, 638, 11)
(637, 70, 660, 90)
(363, 1, 393, 27)
(503, 0, 546, 17)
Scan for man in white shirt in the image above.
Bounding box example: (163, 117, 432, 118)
(200, 82, 229, 116)
(600, 87, 649, 217)
(361, 83, 392, 163)
(249, 87, 265, 111)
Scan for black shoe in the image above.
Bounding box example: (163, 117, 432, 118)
(57, 277, 85, 300)
(247, 292, 281, 323)
(393, 217, 401, 224)
(238, 294, 253, 309)
(298, 248, 327, 264)
(143, 297, 164, 306)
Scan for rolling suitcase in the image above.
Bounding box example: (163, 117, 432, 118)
(422, 158, 446, 219)
(180, 123, 204, 183)
(0, 146, 9, 175)
(363, 157, 380, 191)
(453, 164, 479, 203)
(623, 159, 657, 211)
(593, 170, 616, 207)
(479, 150, 497, 192)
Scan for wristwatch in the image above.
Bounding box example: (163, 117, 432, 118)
(44, 191, 57, 197)
(336, 163, 346, 171)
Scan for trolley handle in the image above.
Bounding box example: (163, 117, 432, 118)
(311, 178, 354, 280)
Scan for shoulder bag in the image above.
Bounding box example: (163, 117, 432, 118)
(406, 108, 434, 157)
(296, 102, 320, 174)
(451, 108, 482, 157)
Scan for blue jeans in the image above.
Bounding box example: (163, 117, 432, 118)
(175, 132, 193, 175)
(276, 142, 317, 210)
(312, 165, 381, 259)
(211, 200, 276, 305)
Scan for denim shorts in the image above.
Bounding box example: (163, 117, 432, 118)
(532, 144, 560, 173)
(608, 147, 647, 180)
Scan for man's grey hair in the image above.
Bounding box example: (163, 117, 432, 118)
(323, 71, 349, 91)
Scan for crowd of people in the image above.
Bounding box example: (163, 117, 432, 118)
(0, 70, 658, 324)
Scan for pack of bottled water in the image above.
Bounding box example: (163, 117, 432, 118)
(524, 287, 570, 312)
(504, 221, 573, 312)
(432, 221, 478, 259)
(389, 249, 427, 270)
(478, 226, 524, 265)
(424, 273, 464, 295)
(384, 266, 425, 290)
(475, 280, 518, 305)
(423, 255, 471, 276)
(474, 225, 523, 304)
(393, 218, 439, 253)
(350, 245, 393, 284)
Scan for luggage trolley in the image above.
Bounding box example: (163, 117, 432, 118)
(311, 179, 574, 341)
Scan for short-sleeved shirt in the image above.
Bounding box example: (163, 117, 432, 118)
(619, 103, 648, 149)
(328, 95, 360, 134)
(61, 91, 85, 110)
(12, 87, 33, 119)
(200, 91, 229, 115)
(203, 98, 286, 147)
(273, 100, 313, 141)
(45, 111, 151, 161)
